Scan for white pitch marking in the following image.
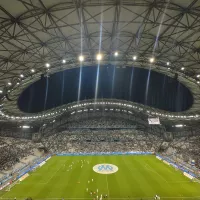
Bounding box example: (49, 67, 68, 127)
(145, 163, 168, 183)
(45, 165, 63, 184)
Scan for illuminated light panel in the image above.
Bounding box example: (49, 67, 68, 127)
(31, 69, 35, 73)
(175, 124, 183, 127)
(114, 51, 118, 57)
(149, 57, 155, 63)
(45, 63, 50, 68)
(8, 82, 12, 86)
(20, 74, 24, 78)
(79, 55, 84, 62)
(22, 125, 30, 129)
(62, 59, 66, 63)
(167, 62, 170, 65)
(96, 53, 102, 61)
(181, 67, 184, 70)
(133, 55, 137, 60)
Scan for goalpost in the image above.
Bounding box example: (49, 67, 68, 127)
(5, 180, 20, 192)
(193, 178, 200, 183)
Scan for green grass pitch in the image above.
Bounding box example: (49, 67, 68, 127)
(1, 155, 200, 200)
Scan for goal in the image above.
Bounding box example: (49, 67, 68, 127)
(6, 180, 20, 192)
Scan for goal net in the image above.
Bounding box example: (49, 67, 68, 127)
(193, 178, 200, 184)
(6, 180, 20, 191)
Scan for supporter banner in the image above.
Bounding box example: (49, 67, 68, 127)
(57, 151, 154, 156)
(39, 161, 46, 167)
(183, 172, 194, 180)
(19, 173, 29, 182)
(163, 160, 170, 165)
(148, 117, 160, 125)
(0, 182, 10, 190)
(156, 154, 197, 178)
(46, 156, 51, 161)
(156, 156, 162, 160)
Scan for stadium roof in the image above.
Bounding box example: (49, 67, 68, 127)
(1, 0, 200, 122)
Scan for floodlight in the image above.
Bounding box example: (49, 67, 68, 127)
(114, 51, 118, 57)
(45, 63, 50, 68)
(149, 57, 155, 63)
(96, 53, 102, 61)
(79, 55, 84, 62)
(133, 55, 137, 60)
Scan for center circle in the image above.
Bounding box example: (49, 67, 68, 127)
(93, 163, 118, 174)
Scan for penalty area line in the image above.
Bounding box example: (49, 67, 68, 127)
(144, 163, 168, 184)
(40, 165, 63, 185)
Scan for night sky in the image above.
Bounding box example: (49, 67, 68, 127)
(18, 65, 193, 113)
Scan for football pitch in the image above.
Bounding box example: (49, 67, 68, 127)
(1, 155, 200, 200)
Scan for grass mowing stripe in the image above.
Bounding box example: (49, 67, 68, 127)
(104, 156, 110, 197)
(144, 162, 168, 183)
(106, 156, 122, 198)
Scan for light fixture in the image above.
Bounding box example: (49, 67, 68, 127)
(96, 53, 102, 61)
(175, 124, 183, 128)
(31, 69, 35, 73)
(133, 55, 137, 60)
(0, 90, 2, 94)
(22, 125, 30, 129)
(20, 74, 24, 78)
(197, 81, 200, 84)
(8, 82, 12, 86)
(149, 57, 155, 63)
(167, 62, 170, 65)
(197, 74, 200, 78)
(62, 59, 66, 63)
(17, 82, 19, 85)
(181, 67, 184, 70)
(45, 63, 50, 68)
(114, 51, 118, 57)
(79, 55, 84, 62)
(167, 68, 170, 70)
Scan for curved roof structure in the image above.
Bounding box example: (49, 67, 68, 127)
(0, 0, 200, 122)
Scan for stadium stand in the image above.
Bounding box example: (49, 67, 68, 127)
(0, 137, 42, 172)
(1, 118, 200, 177)
(41, 129, 163, 153)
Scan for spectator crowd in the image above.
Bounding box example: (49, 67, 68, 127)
(0, 117, 200, 173)
(41, 129, 162, 153)
(0, 137, 41, 171)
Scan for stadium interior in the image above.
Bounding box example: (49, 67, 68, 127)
(1, 0, 200, 199)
